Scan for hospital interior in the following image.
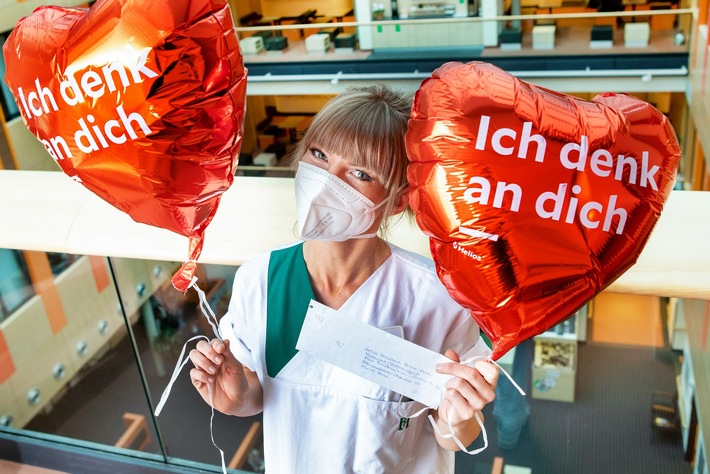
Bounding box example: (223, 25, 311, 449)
(0, 0, 709, 473)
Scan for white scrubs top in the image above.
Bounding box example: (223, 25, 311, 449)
(220, 242, 481, 474)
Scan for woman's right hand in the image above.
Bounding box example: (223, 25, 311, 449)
(189, 338, 262, 416)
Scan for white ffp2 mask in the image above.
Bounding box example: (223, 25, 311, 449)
(295, 161, 386, 242)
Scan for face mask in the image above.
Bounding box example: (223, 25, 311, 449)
(295, 161, 387, 242)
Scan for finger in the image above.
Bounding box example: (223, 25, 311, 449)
(189, 367, 213, 387)
(474, 360, 499, 386)
(441, 364, 497, 403)
(445, 373, 496, 409)
(437, 359, 498, 389)
(211, 338, 228, 356)
(195, 339, 221, 363)
(436, 359, 479, 379)
(442, 389, 476, 423)
(445, 373, 477, 399)
(189, 348, 220, 375)
(444, 349, 460, 363)
(214, 339, 242, 372)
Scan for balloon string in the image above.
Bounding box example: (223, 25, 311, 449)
(154, 279, 227, 474)
(208, 384, 228, 474)
(472, 356, 526, 397)
(189, 276, 223, 340)
(154, 334, 207, 416)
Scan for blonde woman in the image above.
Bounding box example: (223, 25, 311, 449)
(189, 85, 498, 473)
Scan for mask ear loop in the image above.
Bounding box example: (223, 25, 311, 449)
(351, 183, 410, 240)
(396, 355, 525, 455)
(154, 277, 227, 474)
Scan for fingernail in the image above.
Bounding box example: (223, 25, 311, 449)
(215, 356, 223, 364)
(435, 364, 444, 372)
(208, 366, 216, 374)
(208, 377, 214, 384)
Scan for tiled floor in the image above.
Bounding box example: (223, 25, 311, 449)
(455, 293, 689, 473)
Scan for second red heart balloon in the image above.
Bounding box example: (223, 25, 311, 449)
(406, 61, 681, 359)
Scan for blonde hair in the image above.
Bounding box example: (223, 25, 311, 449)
(291, 84, 414, 234)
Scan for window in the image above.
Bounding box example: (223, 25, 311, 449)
(0, 32, 20, 121)
(0, 249, 34, 321)
(47, 252, 80, 276)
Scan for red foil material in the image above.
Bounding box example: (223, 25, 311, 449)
(406, 62, 680, 359)
(3, 0, 247, 292)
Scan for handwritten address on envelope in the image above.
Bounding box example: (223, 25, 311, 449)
(296, 300, 490, 408)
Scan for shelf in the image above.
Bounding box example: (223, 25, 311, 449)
(534, 338, 576, 371)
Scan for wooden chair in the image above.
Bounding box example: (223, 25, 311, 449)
(651, 390, 680, 443)
(115, 412, 151, 451)
(228, 421, 263, 471)
(491, 456, 505, 474)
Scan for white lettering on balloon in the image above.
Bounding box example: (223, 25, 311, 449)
(459, 114, 665, 236)
(15, 44, 159, 161)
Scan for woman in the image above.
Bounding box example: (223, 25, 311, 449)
(189, 85, 498, 473)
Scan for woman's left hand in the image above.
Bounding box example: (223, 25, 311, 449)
(433, 349, 499, 449)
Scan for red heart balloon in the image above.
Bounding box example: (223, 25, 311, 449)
(3, 0, 247, 291)
(406, 61, 681, 359)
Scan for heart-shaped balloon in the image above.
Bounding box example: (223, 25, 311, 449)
(406, 61, 680, 359)
(3, 0, 247, 291)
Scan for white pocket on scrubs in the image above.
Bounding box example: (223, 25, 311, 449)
(352, 397, 425, 473)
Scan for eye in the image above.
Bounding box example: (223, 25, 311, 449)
(352, 169, 374, 182)
(309, 147, 327, 162)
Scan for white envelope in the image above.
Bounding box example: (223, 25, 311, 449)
(296, 299, 491, 408)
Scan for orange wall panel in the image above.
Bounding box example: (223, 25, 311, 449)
(22, 251, 68, 334)
(0, 329, 15, 383)
(89, 256, 110, 292)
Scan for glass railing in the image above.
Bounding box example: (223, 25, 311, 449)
(0, 247, 705, 473)
(0, 253, 261, 473)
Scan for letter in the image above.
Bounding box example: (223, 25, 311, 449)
(80, 71, 105, 100)
(35, 78, 58, 114)
(602, 195, 627, 234)
(17, 87, 31, 117)
(105, 119, 127, 144)
(124, 45, 159, 83)
(116, 104, 151, 139)
(74, 117, 99, 153)
(27, 91, 43, 116)
(41, 139, 59, 160)
(59, 72, 84, 106)
(614, 154, 638, 185)
(535, 183, 567, 221)
(463, 176, 491, 205)
(492, 182, 522, 212)
(86, 115, 109, 148)
(579, 201, 602, 229)
(560, 136, 588, 171)
(518, 121, 547, 162)
(565, 185, 582, 224)
(590, 149, 613, 177)
(475, 115, 490, 151)
(640, 151, 659, 191)
(492, 127, 516, 156)
(101, 60, 130, 92)
(49, 136, 72, 160)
